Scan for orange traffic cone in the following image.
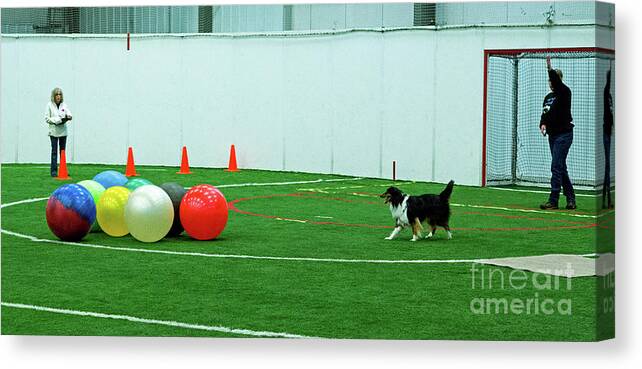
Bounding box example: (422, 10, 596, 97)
(56, 149, 71, 180)
(177, 146, 192, 174)
(125, 146, 139, 177)
(225, 144, 239, 172)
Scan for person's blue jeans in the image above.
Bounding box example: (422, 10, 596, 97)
(50, 135, 67, 176)
(603, 132, 612, 205)
(548, 131, 575, 204)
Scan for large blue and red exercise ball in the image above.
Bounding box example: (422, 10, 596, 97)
(46, 184, 96, 241)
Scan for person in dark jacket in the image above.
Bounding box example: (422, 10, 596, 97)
(539, 56, 576, 210)
(602, 69, 614, 208)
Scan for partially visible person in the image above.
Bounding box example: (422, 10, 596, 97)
(45, 87, 72, 177)
(603, 69, 614, 208)
(539, 56, 576, 210)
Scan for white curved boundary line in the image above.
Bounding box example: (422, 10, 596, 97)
(0, 302, 317, 338)
(0, 228, 600, 265)
(0, 197, 48, 209)
(182, 177, 365, 190)
(0, 228, 481, 264)
(216, 177, 364, 188)
(0, 190, 607, 264)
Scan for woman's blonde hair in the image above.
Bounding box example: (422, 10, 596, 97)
(50, 87, 63, 103)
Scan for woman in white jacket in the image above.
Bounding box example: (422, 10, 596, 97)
(45, 87, 72, 177)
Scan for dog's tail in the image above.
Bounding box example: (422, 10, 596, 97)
(440, 180, 455, 201)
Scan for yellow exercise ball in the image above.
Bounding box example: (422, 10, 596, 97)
(96, 186, 131, 237)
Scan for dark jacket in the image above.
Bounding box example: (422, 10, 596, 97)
(540, 69, 574, 136)
(604, 71, 614, 136)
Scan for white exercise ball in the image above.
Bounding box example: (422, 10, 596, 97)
(124, 185, 174, 243)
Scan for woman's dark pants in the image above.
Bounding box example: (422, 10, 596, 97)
(603, 132, 612, 207)
(50, 136, 67, 177)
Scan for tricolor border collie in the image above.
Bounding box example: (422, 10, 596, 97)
(380, 180, 454, 241)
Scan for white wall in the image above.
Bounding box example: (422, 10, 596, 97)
(290, 3, 414, 31)
(1, 24, 612, 185)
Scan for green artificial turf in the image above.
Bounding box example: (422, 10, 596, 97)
(1, 164, 615, 340)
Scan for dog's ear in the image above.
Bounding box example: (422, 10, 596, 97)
(388, 187, 402, 196)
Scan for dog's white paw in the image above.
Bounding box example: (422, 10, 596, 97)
(411, 236, 419, 242)
(447, 231, 453, 240)
(385, 237, 393, 240)
(425, 232, 433, 239)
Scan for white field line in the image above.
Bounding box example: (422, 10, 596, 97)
(450, 203, 614, 219)
(0, 197, 49, 209)
(299, 188, 329, 193)
(351, 193, 375, 197)
(2, 177, 364, 208)
(297, 185, 365, 191)
(0, 302, 316, 339)
(487, 186, 612, 197)
(0, 228, 480, 264)
(275, 218, 307, 223)
(298, 182, 401, 193)
(181, 177, 365, 190)
(299, 181, 609, 200)
(216, 177, 364, 188)
(0, 229, 605, 265)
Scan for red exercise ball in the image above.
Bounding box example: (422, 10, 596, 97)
(180, 184, 229, 240)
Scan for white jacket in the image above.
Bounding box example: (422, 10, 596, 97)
(45, 101, 72, 137)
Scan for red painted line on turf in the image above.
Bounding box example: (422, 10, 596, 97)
(228, 194, 598, 232)
(350, 192, 608, 218)
(285, 194, 596, 223)
(227, 196, 390, 229)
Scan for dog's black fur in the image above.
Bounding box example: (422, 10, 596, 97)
(380, 180, 454, 240)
